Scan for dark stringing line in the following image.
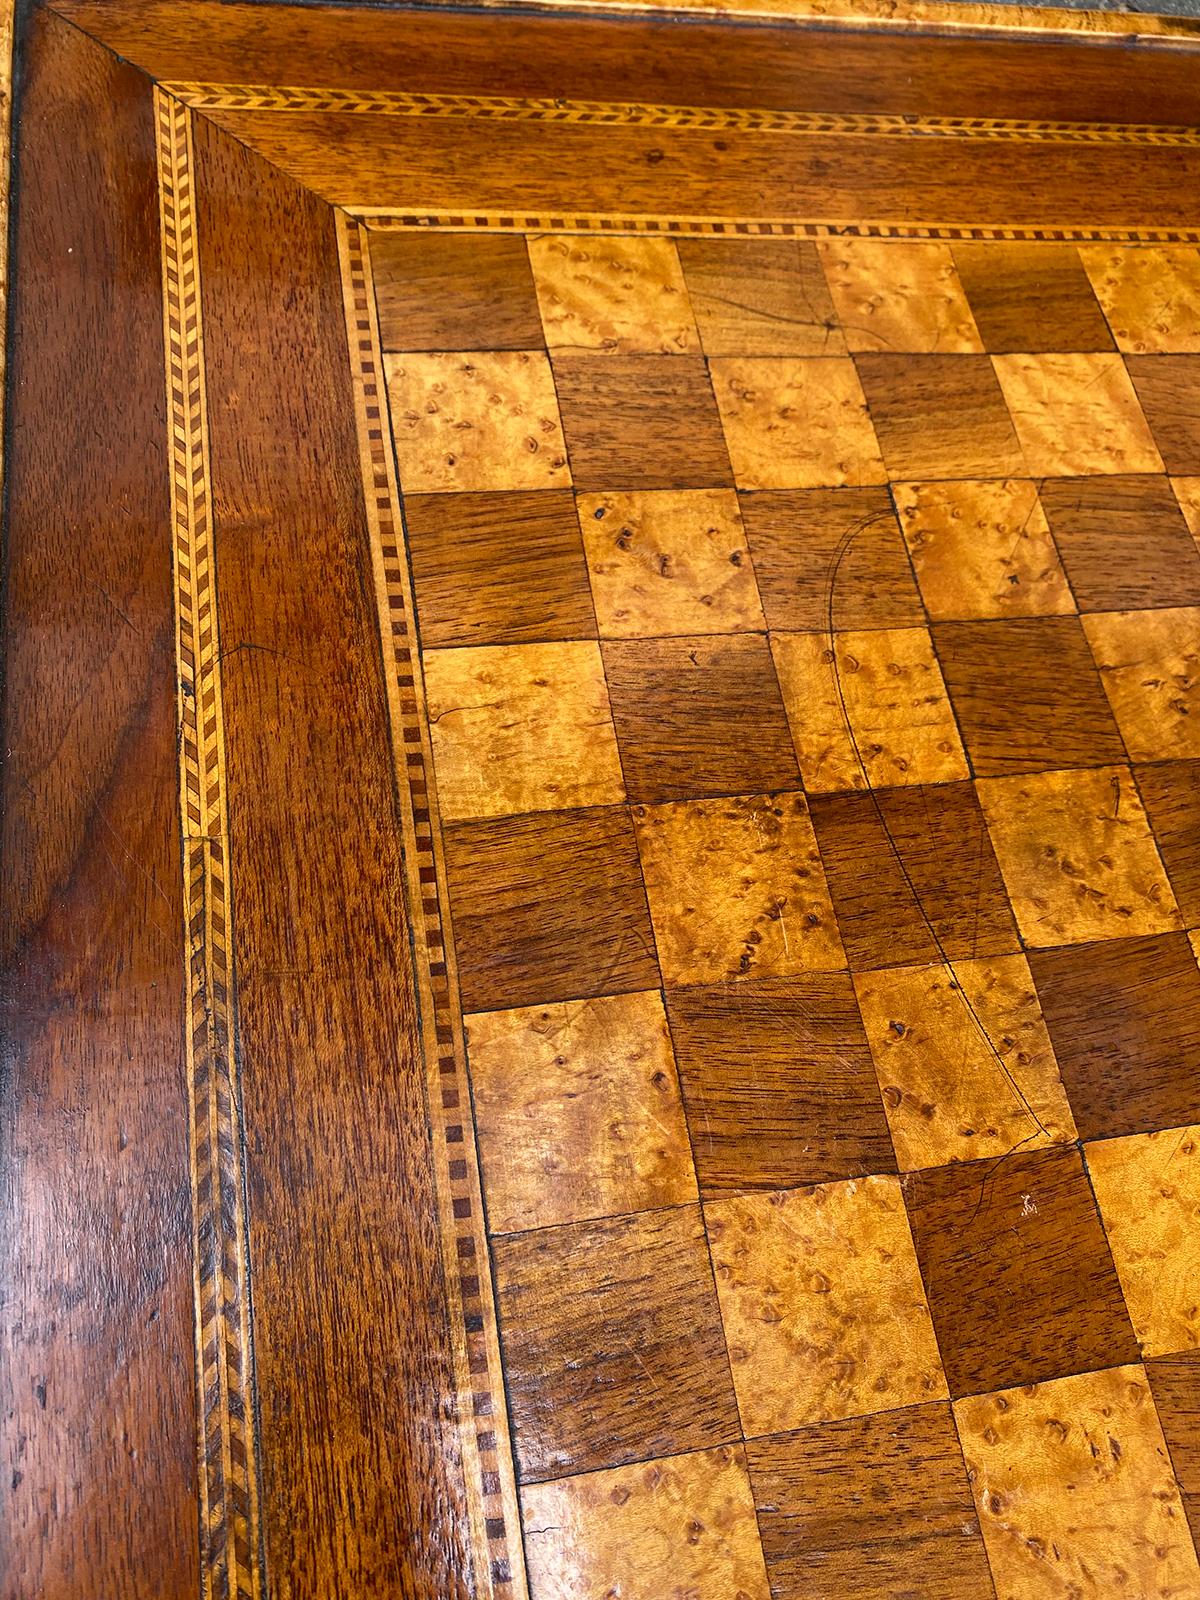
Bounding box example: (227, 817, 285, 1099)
(819, 507, 1051, 1214)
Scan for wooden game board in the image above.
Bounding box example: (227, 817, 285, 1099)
(5, 2, 1200, 1596)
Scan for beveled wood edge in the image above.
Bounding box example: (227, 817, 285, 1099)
(154, 87, 267, 1600)
(371, 0, 1200, 47)
(335, 211, 528, 1600)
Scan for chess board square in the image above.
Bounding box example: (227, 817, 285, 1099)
(424, 640, 623, 820)
(404, 490, 596, 647)
(709, 357, 886, 489)
(527, 235, 699, 356)
(385, 350, 570, 492)
(955, 1368, 1200, 1598)
(1080, 245, 1200, 354)
(904, 1145, 1137, 1396)
(521, 1446, 771, 1600)
(1037, 474, 1200, 611)
(664, 973, 895, 1194)
(854, 353, 1026, 480)
(894, 478, 1075, 621)
(931, 616, 1125, 776)
(1134, 760, 1200, 923)
(746, 1403, 993, 1600)
(739, 486, 923, 631)
(465, 989, 696, 1234)
(552, 354, 731, 489)
(976, 765, 1182, 947)
(444, 806, 658, 1012)
(951, 241, 1114, 354)
(853, 954, 1076, 1172)
(677, 238, 845, 357)
(1146, 1352, 1200, 1544)
(706, 1177, 946, 1435)
(370, 231, 544, 351)
(634, 792, 844, 986)
(817, 239, 982, 353)
(1028, 932, 1200, 1141)
(601, 634, 798, 803)
(1083, 607, 1200, 761)
(772, 626, 968, 792)
(494, 1204, 740, 1480)
(1176, 475, 1200, 541)
(1126, 356, 1200, 474)
(808, 783, 1019, 971)
(578, 488, 764, 637)
(993, 352, 1163, 476)
(1088, 1126, 1200, 1357)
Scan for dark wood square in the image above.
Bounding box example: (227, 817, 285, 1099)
(676, 238, 842, 357)
(664, 973, 896, 1195)
(1028, 931, 1200, 1141)
(739, 486, 924, 631)
(1037, 474, 1200, 612)
(444, 805, 658, 1012)
(1135, 760, 1200, 924)
(1147, 1352, 1200, 1545)
(904, 1145, 1138, 1397)
(370, 231, 544, 351)
(932, 616, 1126, 776)
(404, 490, 596, 647)
(494, 1204, 740, 1481)
(1126, 356, 1200, 474)
(952, 242, 1115, 354)
(853, 354, 1026, 480)
(808, 783, 1019, 971)
(552, 355, 733, 490)
(747, 1402, 993, 1600)
(601, 634, 799, 803)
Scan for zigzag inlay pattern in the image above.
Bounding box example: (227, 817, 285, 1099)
(163, 81, 1200, 146)
(155, 87, 265, 1600)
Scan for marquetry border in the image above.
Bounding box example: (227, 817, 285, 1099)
(155, 88, 266, 1600)
(335, 212, 528, 1600)
(162, 83, 1200, 147)
(353, 209, 1200, 244)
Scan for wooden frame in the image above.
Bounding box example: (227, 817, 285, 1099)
(4, 2, 1200, 1596)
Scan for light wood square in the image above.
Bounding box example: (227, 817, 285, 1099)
(706, 1177, 947, 1435)
(385, 349, 570, 492)
(992, 353, 1164, 476)
(977, 765, 1182, 947)
(1081, 245, 1200, 354)
(854, 955, 1077, 1171)
(1083, 607, 1200, 762)
(578, 489, 765, 637)
(710, 357, 886, 489)
(466, 989, 696, 1233)
(528, 234, 699, 355)
(425, 640, 623, 819)
(633, 792, 845, 985)
(818, 239, 983, 353)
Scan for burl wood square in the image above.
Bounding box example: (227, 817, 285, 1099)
(521, 1446, 770, 1600)
(706, 1176, 946, 1435)
(466, 989, 696, 1234)
(710, 357, 886, 489)
(1080, 245, 1200, 354)
(385, 350, 570, 493)
(992, 353, 1163, 476)
(904, 1145, 1137, 1396)
(527, 235, 699, 356)
(494, 1204, 740, 1481)
(444, 805, 658, 1012)
(816, 239, 982, 354)
(665, 973, 895, 1194)
(1083, 606, 1200, 762)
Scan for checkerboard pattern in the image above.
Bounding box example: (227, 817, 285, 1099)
(376, 231, 1200, 1599)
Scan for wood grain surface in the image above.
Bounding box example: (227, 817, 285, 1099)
(0, 12, 198, 1598)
